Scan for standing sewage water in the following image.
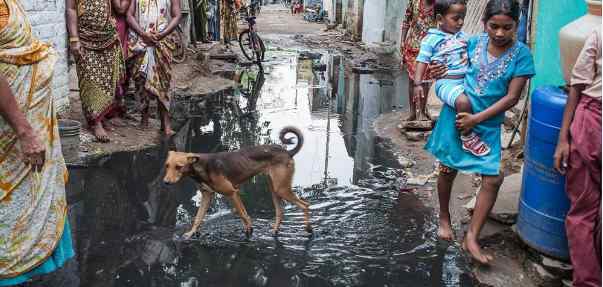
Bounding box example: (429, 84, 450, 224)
(65, 50, 475, 287)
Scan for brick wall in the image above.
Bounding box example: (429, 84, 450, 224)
(22, 0, 70, 113)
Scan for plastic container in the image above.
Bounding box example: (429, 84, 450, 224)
(517, 86, 570, 260)
(559, 0, 602, 84)
(58, 119, 81, 163)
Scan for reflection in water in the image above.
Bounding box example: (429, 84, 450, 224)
(62, 51, 474, 287)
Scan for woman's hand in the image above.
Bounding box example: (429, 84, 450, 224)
(69, 41, 83, 62)
(455, 112, 479, 134)
(428, 62, 447, 79)
(19, 131, 46, 172)
(151, 32, 163, 42)
(141, 32, 157, 46)
(553, 139, 570, 174)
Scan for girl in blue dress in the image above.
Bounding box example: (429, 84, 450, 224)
(424, 0, 535, 264)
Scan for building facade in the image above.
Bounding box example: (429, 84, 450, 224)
(360, 0, 407, 46)
(22, 0, 70, 112)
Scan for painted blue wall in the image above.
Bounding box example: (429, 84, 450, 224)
(531, 0, 587, 91)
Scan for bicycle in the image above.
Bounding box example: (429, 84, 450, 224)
(239, 16, 265, 63)
(280, 0, 291, 8)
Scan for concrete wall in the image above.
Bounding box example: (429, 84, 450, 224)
(22, 0, 70, 113)
(344, 0, 364, 41)
(361, 0, 407, 45)
(323, 0, 335, 23)
(362, 0, 386, 43)
(384, 0, 406, 45)
(341, 0, 348, 26)
(530, 0, 587, 92)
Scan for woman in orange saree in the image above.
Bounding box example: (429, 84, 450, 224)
(0, 0, 74, 285)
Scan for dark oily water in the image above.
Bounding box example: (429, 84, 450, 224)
(110, 51, 474, 287)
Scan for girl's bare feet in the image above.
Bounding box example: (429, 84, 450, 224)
(92, 122, 110, 143)
(462, 234, 493, 265)
(437, 218, 454, 241)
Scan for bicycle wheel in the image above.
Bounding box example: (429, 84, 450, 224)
(239, 29, 255, 61)
(253, 34, 266, 63)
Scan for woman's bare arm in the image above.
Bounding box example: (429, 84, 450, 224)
(0, 77, 31, 139)
(65, 0, 79, 39)
(127, 0, 146, 36)
(474, 76, 529, 123)
(554, 84, 584, 173)
(158, 0, 182, 40)
(0, 77, 45, 168)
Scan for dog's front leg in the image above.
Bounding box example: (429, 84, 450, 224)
(228, 192, 253, 237)
(183, 190, 213, 239)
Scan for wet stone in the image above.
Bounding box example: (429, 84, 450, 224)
(490, 173, 522, 225)
(400, 129, 432, 142)
(473, 256, 537, 287)
(209, 51, 238, 62)
(400, 120, 434, 131)
(351, 65, 376, 74)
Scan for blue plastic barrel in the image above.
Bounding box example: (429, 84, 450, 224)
(517, 86, 570, 260)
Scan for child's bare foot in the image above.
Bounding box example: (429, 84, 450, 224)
(437, 219, 454, 241)
(462, 235, 493, 265)
(92, 123, 110, 143)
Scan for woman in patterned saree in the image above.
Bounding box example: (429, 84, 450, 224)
(66, 0, 126, 142)
(400, 0, 436, 122)
(0, 0, 74, 285)
(127, 0, 182, 136)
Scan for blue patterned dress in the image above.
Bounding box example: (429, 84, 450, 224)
(425, 34, 535, 175)
(416, 28, 469, 107)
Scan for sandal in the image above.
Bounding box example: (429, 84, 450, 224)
(461, 132, 491, 157)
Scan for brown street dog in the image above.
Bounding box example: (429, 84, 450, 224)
(163, 126, 312, 239)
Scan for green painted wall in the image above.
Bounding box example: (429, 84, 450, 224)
(531, 0, 587, 91)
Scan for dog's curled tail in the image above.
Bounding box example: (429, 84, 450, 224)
(279, 126, 304, 157)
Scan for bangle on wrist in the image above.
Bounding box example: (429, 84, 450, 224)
(69, 37, 80, 43)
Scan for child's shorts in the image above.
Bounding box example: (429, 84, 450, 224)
(434, 78, 464, 108)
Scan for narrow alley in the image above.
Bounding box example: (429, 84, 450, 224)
(3, 1, 600, 287)
(57, 6, 476, 287)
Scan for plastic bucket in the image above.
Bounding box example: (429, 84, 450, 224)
(58, 119, 81, 163)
